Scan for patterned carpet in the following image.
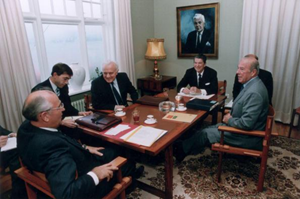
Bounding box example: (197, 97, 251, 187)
(127, 136, 300, 199)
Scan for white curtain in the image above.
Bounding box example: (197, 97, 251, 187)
(240, 0, 300, 124)
(0, 0, 36, 132)
(113, 0, 136, 86)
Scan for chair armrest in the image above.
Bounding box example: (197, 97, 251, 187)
(92, 109, 114, 114)
(110, 156, 127, 169)
(218, 125, 266, 137)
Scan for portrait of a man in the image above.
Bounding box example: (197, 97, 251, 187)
(177, 3, 219, 58)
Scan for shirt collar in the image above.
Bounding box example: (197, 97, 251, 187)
(243, 76, 258, 88)
(40, 127, 58, 132)
(49, 78, 58, 91)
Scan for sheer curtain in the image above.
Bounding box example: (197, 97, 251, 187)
(0, 0, 36, 131)
(239, 0, 300, 124)
(114, 0, 136, 86)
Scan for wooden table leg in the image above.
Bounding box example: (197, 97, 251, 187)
(164, 145, 173, 199)
(211, 107, 218, 125)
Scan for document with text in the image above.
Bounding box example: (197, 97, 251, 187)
(121, 126, 167, 147)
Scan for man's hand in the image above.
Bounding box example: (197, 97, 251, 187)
(190, 87, 201, 94)
(0, 136, 8, 147)
(78, 111, 93, 116)
(182, 88, 190, 94)
(222, 113, 232, 124)
(92, 163, 118, 181)
(61, 119, 78, 128)
(86, 146, 105, 157)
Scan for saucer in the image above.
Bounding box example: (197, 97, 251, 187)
(144, 119, 157, 124)
(115, 112, 126, 117)
(176, 107, 187, 111)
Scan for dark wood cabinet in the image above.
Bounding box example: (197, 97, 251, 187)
(137, 76, 177, 96)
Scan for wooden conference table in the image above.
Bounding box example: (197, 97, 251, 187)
(79, 91, 226, 199)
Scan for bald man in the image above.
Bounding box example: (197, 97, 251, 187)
(17, 90, 135, 198)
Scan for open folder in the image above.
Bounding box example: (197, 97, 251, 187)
(121, 126, 167, 147)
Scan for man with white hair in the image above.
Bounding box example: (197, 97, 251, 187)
(91, 61, 138, 110)
(185, 13, 214, 54)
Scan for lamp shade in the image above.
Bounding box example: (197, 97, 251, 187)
(145, 38, 166, 60)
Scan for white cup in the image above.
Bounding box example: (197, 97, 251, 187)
(115, 108, 124, 115)
(146, 115, 155, 122)
(175, 95, 182, 102)
(178, 103, 185, 110)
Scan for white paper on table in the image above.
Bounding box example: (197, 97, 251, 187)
(1, 137, 17, 152)
(105, 124, 131, 135)
(63, 116, 83, 121)
(121, 126, 167, 147)
(225, 99, 233, 108)
(178, 92, 215, 99)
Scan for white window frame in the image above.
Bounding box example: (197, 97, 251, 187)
(20, 0, 116, 95)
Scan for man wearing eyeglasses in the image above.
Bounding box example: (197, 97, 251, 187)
(32, 63, 92, 130)
(17, 90, 136, 198)
(91, 61, 138, 110)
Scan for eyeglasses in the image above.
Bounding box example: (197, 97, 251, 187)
(43, 102, 64, 112)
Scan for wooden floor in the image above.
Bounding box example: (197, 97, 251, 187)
(273, 121, 300, 139)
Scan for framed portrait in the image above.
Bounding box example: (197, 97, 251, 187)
(177, 3, 219, 58)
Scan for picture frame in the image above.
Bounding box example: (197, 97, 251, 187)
(177, 3, 219, 58)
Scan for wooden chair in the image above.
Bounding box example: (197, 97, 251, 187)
(288, 107, 300, 138)
(217, 80, 227, 119)
(212, 105, 277, 192)
(0, 167, 12, 194)
(14, 156, 132, 199)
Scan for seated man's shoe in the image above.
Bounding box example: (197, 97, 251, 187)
(133, 165, 144, 179)
(173, 141, 186, 163)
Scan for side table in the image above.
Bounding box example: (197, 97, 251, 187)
(137, 76, 177, 96)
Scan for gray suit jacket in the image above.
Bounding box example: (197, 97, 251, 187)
(207, 77, 269, 150)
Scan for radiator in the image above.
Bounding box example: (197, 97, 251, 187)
(71, 99, 85, 112)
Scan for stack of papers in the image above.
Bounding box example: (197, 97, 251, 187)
(105, 124, 131, 135)
(163, 112, 197, 123)
(178, 92, 215, 99)
(63, 116, 83, 121)
(121, 126, 167, 147)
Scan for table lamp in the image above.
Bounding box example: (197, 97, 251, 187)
(145, 38, 166, 80)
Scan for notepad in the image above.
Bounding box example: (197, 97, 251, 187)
(162, 112, 197, 123)
(1, 137, 17, 152)
(121, 126, 167, 147)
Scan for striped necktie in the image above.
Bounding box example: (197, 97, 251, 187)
(110, 83, 123, 105)
(56, 87, 60, 96)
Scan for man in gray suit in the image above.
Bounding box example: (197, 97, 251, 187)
(174, 56, 269, 162)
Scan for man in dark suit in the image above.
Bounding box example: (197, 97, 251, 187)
(17, 90, 136, 198)
(0, 125, 26, 199)
(184, 13, 214, 54)
(91, 61, 138, 110)
(232, 54, 273, 104)
(174, 56, 269, 162)
(31, 63, 92, 139)
(177, 54, 218, 95)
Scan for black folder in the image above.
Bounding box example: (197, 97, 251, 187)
(186, 99, 218, 111)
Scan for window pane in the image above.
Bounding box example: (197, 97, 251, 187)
(85, 25, 104, 80)
(92, 0, 101, 3)
(83, 2, 92, 18)
(43, 24, 82, 70)
(19, 0, 30, 12)
(39, 0, 52, 14)
(92, 4, 101, 18)
(24, 23, 41, 82)
(66, 0, 76, 16)
(53, 0, 65, 15)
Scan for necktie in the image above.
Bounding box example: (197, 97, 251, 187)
(197, 73, 202, 88)
(240, 85, 245, 93)
(196, 32, 201, 48)
(111, 83, 123, 105)
(56, 87, 60, 96)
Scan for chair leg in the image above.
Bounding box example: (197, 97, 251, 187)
(217, 152, 223, 182)
(257, 157, 267, 192)
(25, 183, 38, 199)
(288, 109, 296, 138)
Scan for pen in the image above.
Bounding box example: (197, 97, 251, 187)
(7, 133, 13, 138)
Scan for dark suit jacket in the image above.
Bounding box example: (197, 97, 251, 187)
(32, 79, 79, 117)
(232, 69, 273, 105)
(0, 125, 11, 136)
(17, 120, 119, 199)
(184, 29, 214, 54)
(177, 66, 218, 95)
(91, 73, 138, 110)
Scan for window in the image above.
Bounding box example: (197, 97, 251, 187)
(19, 0, 115, 94)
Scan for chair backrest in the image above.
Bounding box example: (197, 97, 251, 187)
(218, 80, 227, 95)
(84, 94, 93, 111)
